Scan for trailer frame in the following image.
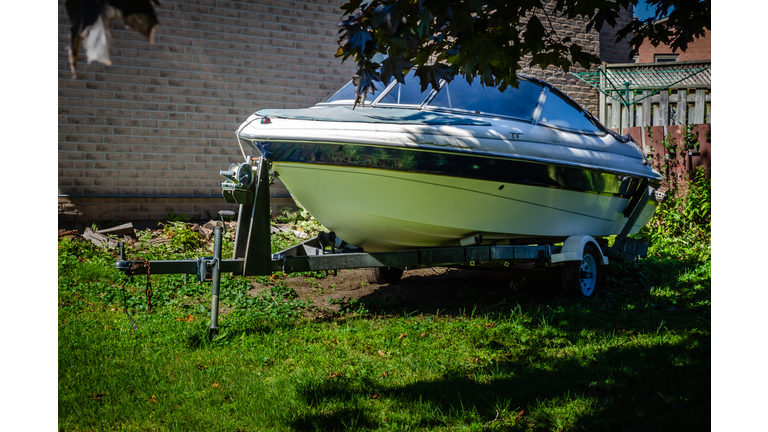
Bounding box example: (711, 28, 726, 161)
(115, 157, 655, 338)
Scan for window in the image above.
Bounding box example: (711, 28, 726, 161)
(321, 78, 389, 105)
(654, 54, 679, 63)
(376, 70, 435, 105)
(538, 92, 602, 133)
(427, 77, 544, 120)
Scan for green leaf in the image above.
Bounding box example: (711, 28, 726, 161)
(380, 55, 413, 86)
(417, 9, 433, 38)
(414, 63, 454, 92)
(340, 0, 365, 15)
(338, 25, 373, 59)
(372, 3, 403, 35)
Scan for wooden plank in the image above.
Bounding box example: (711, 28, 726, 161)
(642, 93, 651, 127)
(685, 93, 712, 103)
(694, 89, 706, 124)
(659, 91, 669, 126)
(706, 102, 711, 124)
(677, 90, 687, 125)
(650, 92, 711, 104)
(693, 124, 711, 176)
(667, 125, 685, 177)
(625, 127, 644, 151)
(83, 227, 119, 248)
(621, 103, 628, 130)
(611, 97, 620, 129)
(645, 126, 666, 170)
(97, 222, 134, 237)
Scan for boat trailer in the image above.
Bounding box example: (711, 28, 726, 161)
(115, 157, 656, 338)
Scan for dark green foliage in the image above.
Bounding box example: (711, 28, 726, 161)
(337, 0, 711, 104)
(162, 221, 203, 251)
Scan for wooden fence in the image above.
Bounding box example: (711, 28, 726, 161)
(597, 61, 711, 130)
(602, 89, 711, 130)
(612, 123, 711, 183)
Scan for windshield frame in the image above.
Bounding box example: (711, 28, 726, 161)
(317, 78, 399, 107)
(535, 84, 608, 136)
(316, 73, 611, 137)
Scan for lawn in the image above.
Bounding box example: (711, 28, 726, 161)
(57, 212, 711, 431)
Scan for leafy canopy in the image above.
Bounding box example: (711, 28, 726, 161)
(336, 0, 710, 105)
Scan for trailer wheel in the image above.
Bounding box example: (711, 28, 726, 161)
(562, 244, 600, 299)
(366, 267, 404, 285)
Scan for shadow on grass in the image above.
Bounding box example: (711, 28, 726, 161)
(356, 266, 565, 317)
(290, 407, 380, 431)
(285, 258, 710, 431)
(352, 258, 708, 330)
(290, 339, 710, 432)
(185, 319, 297, 349)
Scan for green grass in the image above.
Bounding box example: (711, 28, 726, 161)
(58, 221, 711, 431)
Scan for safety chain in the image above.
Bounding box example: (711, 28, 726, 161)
(129, 258, 153, 313)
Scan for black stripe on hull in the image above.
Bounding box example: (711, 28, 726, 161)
(255, 141, 657, 198)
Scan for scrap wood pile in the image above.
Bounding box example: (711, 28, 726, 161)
(59, 222, 137, 248)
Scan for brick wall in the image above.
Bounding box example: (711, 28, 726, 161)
(637, 26, 711, 63)
(599, 6, 635, 63)
(58, 0, 355, 223)
(522, 3, 633, 115)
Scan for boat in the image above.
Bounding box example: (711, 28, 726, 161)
(234, 71, 664, 252)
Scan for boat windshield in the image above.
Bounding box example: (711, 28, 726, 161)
(427, 77, 544, 121)
(538, 90, 602, 133)
(376, 70, 435, 106)
(321, 78, 389, 105)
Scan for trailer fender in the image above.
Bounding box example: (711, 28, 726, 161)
(551, 236, 608, 265)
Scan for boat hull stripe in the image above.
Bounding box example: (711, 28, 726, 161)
(256, 141, 649, 198)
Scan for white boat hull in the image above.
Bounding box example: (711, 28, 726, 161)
(274, 161, 657, 252)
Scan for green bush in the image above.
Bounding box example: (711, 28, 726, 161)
(640, 126, 711, 262)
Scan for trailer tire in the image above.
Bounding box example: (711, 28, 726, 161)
(366, 267, 404, 285)
(562, 244, 600, 299)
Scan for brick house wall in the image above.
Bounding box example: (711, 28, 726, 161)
(521, 2, 634, 118)
(636, 25, 711, 63)
(58, 0, 355, 223)
(599, 7, 635, 63)
(58, 0, 631, 223)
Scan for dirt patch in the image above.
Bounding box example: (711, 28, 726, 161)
(251, 264, 564, 318)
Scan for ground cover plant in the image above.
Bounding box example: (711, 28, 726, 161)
(59, 192, 711, 431)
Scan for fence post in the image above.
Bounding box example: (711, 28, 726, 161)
(642, 92, 651, 128)
(659, 91, 669, 126)
(694, 90, 706, 124)
(677, 89, 687, 125)
(611, 97, 620, 130)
